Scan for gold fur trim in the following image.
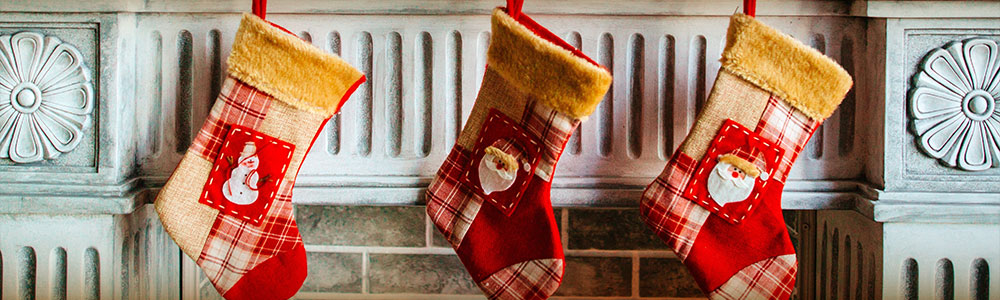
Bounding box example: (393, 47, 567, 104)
(718, 154, 760, 177)
(488, 9, 612, 119)
(228, 13, 364, 117)
(484, 146, 519, 173)
(721, 13, 853, 121)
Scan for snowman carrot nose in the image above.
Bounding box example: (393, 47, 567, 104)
(718, 154, 760, 177)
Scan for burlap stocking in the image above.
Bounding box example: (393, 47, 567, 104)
(155, 13, 364, 299)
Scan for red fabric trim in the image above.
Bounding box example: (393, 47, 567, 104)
(456, 176, 563, 282)
(335, 75, 366, 114)
(744, 0, 756, 17)
(223, 241, 307, 300)
(506, 0, 523, 19)
(502, 7, 603, 68)
(252, 0, 267, 19)
(683, 179, 796, 292)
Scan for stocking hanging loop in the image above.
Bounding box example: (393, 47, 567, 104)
(506, 0, 524, 19)
(743, 0, 756, 17)
(252, 0, 267, 19)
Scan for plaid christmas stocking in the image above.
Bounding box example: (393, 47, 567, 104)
(154, 13, 364, 299)
(639, 13, 852, 300)
(425, 7, 611, 300)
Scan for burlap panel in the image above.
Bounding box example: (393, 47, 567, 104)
(455, 69, 529, 150)
(678, 70, 770, 160)
(255, 99, 326, 187)
(155, 154, 219, 259)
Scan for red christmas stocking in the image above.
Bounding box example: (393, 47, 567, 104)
(154, 13, 364, 299)
(640, 14, 852, 299)
(425, 7, 611, 300)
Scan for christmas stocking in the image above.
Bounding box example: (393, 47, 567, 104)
(425, 7, 611, 300)
(154, 13, 364, 299)
(639, 13, 852, 299)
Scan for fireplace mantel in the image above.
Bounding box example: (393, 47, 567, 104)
(1, 1, 997, 299)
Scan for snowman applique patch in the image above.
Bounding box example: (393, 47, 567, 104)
(682, 119, 782, 224)
(200, 125, 294, 225)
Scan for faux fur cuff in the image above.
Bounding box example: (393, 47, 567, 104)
(228, 13, 365, 117)
(721, 13, 853, 121)
(488, 8, 612, 119)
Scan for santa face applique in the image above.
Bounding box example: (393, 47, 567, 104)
(200, 126, 294, 225)
(705, 154, 770, 206)
(683, 119, 782, 224)
(478, 146, 521, 195)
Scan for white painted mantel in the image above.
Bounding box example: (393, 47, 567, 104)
(0, 1, 997, 299)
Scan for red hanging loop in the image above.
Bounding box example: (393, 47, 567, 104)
(743, 0, 756, 17)
(507, 0, 523, 19)
(252, 0, 267, 19)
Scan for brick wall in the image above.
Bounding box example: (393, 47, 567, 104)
(192, 206, 800, 299)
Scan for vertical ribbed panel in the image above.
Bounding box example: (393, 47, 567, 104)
(207, 29, 223, 113)
(50, 248, 66, 300)
(355, 32, 374, 157)
(414, 32, 433, 158)
(385, 32, 403, 158)
(83, 248, 99, 300)
(658, 35, 676, 159)
(936, 258, 955, 300)
(597, 33, 614, 158)
(626, 34, 644, 159)
(18, 247, 34, 300)
(971, 258, 989, 300)
(446, 31, 462, 148)
(903, 258, 919, 300)
(174, 30, 193, 153)
(690, 35, 706, 117)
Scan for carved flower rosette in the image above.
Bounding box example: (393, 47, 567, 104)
(910, 38, 1000, 171)
(0, 32, 94, 163)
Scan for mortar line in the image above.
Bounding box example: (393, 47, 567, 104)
(361, 251, 370, 294)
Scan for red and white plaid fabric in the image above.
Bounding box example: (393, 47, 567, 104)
(191, 77, 272, 160)
(189, 77, 304, 294)
(639, 151, 711, 260)
(479, 259, 564, 300)
(198, 185, 302, 293)
(754, 95, 819, 183)
(521, 100, 579, 181)
(708, 254, 797, 300)
(426, 148, 484, 248)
